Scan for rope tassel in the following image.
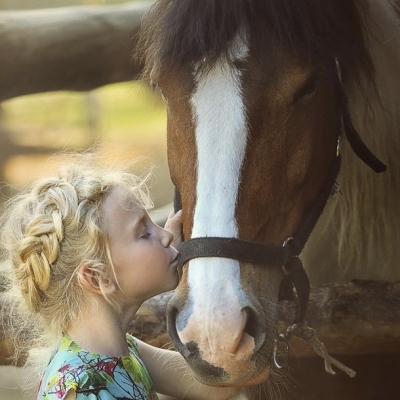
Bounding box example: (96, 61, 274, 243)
(281, 323, 356, 378)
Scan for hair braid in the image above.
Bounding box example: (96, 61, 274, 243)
(13, 185, 69, 312)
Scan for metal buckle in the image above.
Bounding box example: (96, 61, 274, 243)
(336, 135, 342, 157)
(282, 237, 294, 248)
(281, 237, 294, 274)
(335, 57, 342, 83)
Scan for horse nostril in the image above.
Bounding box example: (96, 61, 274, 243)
(167, 305, 203, 360)
(243, 306, 266, 351)
(167, 306, 189, 358)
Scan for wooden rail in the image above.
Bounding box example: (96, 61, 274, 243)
(0, 2, 149, 102)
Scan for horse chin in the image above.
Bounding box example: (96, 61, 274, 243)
(187, 359, 270, 388)
(183, 346, 272, 387)
(189, 361, 271, 387)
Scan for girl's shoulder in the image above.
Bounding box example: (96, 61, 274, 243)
(126, 332, 138, 353)
(37, 333, 158, 400)
(37, 333, 113, 399)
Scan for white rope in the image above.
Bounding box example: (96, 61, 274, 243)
(280, 323, 356, 378)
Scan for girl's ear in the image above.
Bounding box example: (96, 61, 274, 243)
(78, 264, 116, 295)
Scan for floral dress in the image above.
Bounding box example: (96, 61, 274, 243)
(37, 333, 159, 400)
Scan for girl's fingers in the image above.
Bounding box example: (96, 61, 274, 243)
(165, 210, 182, 237)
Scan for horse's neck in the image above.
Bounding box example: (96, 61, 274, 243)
(304, 0, 400, 285)
(343, 0, 400, 164)
(349, 0, 400, 179)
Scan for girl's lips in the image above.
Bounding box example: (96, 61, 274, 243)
(170, 253, 180, 268)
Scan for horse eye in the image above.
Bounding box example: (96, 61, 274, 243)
(293, 75, 319, 102)
(233, 59, 247, 72)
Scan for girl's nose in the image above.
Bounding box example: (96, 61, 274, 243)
(161, 228, 174, 248)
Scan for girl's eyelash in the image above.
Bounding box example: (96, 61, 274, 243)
(140, 230, 151, 239)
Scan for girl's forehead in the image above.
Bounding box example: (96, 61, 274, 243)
(101, 187, 147, 240)
(102, 186, 144, 217)
(109, 186, 141, 205)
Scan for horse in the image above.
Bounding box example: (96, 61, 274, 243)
(137, 0, 400, 398)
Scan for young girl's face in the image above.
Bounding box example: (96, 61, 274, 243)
(102, 187, 179, 304)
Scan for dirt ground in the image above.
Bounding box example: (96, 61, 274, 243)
(281, 353, 400, 400)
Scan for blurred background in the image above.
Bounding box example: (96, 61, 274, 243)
(0, 1, 172, 399)
(0, 0, 172, 209)
(0, 0, 133, 7)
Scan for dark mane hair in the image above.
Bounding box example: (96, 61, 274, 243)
(137, 0, 374, 86)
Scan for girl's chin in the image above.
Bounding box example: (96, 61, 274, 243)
(156, 274, 179, 295)
(165, 277, 179, 293)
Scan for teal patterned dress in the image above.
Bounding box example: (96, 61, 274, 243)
(37, 333, 159, 400)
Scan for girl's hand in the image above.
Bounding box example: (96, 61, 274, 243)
(164, 210, 182, 249)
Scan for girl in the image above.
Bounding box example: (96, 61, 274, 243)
(0, 154, 236, 400)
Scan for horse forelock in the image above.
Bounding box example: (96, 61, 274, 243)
(138, 0, 375, 88)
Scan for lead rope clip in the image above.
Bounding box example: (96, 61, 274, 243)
(275, 322, 356, 378)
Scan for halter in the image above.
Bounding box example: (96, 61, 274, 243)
(174, 60, 387, 325)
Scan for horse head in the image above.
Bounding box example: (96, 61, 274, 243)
(139, 0, 383, 389)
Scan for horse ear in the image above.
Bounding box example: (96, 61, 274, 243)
(77, 264, 116, 295)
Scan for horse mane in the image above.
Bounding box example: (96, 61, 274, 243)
(138, 0, 374, 87)
(308, 0, 400, 284)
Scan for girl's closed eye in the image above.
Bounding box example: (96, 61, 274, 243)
(140, 230, 151, 239)
(139, 225, 151, 239)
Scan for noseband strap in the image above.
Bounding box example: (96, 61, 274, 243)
(180, 237, 293, 266)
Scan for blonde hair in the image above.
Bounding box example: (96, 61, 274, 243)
(0, 152, 152, 382)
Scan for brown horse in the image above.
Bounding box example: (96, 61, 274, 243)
(138, 0, 400, 398)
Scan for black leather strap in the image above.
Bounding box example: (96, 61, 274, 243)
(336, 76, 387, 173)
(282, 257, 310, 323)
(179, 236, 292, 266)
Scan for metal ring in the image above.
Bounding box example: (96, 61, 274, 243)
(281, 237, 294, 273)
(273, 337, 290, 369)
(336, 135, 342, 157)
(335, 57, 342, 83)
(282, 237, 294, 248)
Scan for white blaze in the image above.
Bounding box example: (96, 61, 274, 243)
(188, 37, 249, 309)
